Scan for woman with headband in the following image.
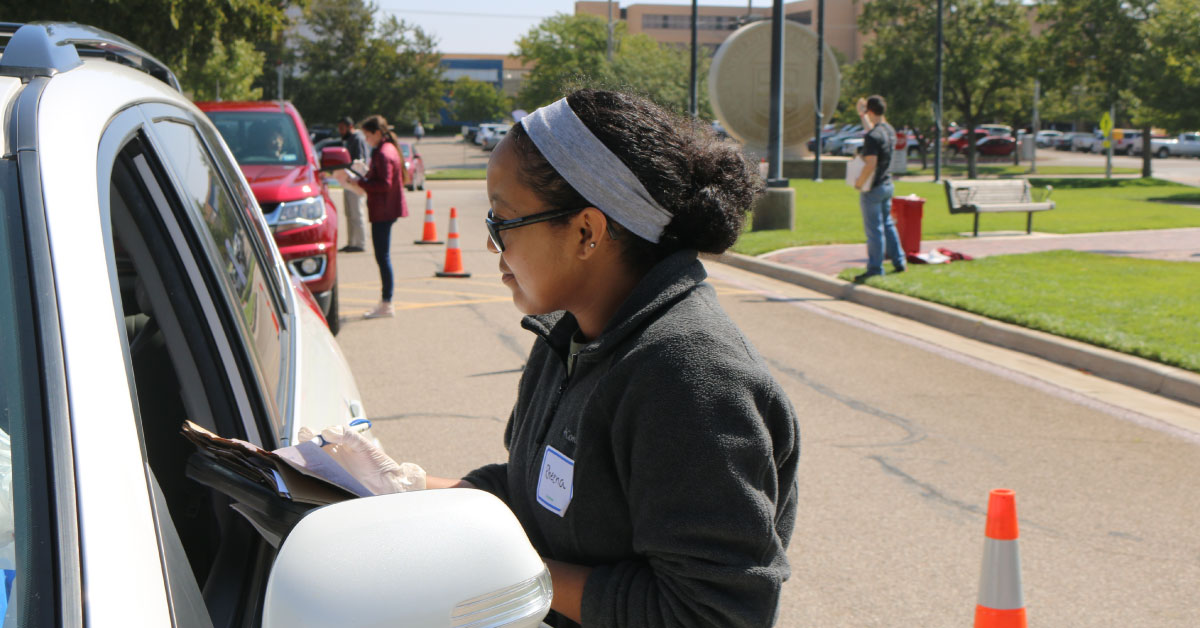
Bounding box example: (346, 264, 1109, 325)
(447, 90, 799, 627)
(322, 90, 800, 627)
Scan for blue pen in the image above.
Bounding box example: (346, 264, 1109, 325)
(313, 418, 372, 447)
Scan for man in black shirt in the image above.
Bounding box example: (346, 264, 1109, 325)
(338, 116, 370, 253)
(852, 95, 906, 281)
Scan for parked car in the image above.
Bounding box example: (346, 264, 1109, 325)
(396, 141, 427, 190)
(945, 128, 987, 153)
(1112, 129, 1142, 155)
(481, 125, 510, 151)
(979, 124, 1013, 137)
(1132, 132, 1200, 158)
(308, 124, 339, 145)
(824, 125, 864, 155)
(196, 100, 341, 334)
(1071, 130, 1104, 153)
(0, 21, 551, 628)
(1035, 130, 1063, 148)
(806, 124, 839, 153)
(474, 122, 508, 146)
(976, 135, 1017, 156)
(1054, 132, 1083, 151)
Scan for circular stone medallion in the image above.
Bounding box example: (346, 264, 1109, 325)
(709, 20, 841, 157)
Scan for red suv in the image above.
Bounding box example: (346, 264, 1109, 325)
(197, 101, 340, 333)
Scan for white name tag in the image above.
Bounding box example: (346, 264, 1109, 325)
(536, 445, 574, 517)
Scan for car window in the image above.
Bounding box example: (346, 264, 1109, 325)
(0, 161, 27, 625)
(105, 130, 276, 626)
(205, 111, 305, 166)
(0, 159, 55, 628)
(149, 119, 287, 429)
(192, 120, 291, 316)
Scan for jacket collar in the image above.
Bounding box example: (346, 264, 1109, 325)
(521, 249, 706, 361)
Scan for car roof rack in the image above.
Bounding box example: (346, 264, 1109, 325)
(0, 22, 181, 92)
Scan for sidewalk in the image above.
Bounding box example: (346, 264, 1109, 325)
(762, 227, 1200, 275)
(720, 227, 1200, 408)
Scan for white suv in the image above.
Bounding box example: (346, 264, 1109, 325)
(0, 23, 549, 628)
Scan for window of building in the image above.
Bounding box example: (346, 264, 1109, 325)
(642, 14, 744, 31)
(787, 11, 812, 25)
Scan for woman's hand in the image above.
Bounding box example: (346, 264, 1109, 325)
(298, 425, 426, 494)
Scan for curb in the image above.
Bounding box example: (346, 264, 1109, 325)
(716, 252, 1200, 408)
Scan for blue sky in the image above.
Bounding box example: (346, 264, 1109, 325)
(376, 1, 766, 55)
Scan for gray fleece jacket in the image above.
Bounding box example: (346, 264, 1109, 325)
(463, 250, 800, 628)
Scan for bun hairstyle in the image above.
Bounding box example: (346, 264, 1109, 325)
(508, 89, 764, 271)
(360, 114, 398, 147)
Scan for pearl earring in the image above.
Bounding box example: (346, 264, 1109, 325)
(589, 242, 596, 248)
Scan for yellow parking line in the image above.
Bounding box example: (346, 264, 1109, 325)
(395, 297, 512, 310)
(343, 296, 512, 310)
(391, 287, 510, 298)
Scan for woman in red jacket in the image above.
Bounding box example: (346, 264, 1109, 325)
(335, 115, 408, 318)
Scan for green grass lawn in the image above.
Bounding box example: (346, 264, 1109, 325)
(835, 251, 1200, 373)
(734, 177, 1200, 256)
(426, 168, 487, 180)
(904, 164, 1140, 177)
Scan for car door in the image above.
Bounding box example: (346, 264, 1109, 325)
(92, 103, 297, 626)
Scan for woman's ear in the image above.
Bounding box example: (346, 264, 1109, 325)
(576, 207, 607, 258)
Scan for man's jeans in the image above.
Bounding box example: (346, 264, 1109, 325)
(859, 180, 905, 276)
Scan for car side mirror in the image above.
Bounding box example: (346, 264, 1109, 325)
(319, 146, 351, 170)
(263, 489, 552, 628)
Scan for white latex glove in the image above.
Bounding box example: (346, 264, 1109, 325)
(297, 425, 426, 495)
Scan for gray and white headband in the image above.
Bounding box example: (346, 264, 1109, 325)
(520, 98, 673, 243)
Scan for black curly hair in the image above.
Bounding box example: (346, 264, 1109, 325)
(507, 89, 764, 272)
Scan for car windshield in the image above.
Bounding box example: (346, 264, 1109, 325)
(399, 144, 411, 158)
(206, 111, 306, 166)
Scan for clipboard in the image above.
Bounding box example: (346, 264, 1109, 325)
(181, 421, 366, 546)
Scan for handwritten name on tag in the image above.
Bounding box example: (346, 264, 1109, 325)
(536, 445, 574, 517)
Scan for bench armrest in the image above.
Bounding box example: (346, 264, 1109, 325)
(1032, 184, 1053, 202)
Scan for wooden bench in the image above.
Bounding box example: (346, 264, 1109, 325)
(944, 179, 1054, 236)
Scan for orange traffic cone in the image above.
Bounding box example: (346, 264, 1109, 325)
(975, 489, 1026, 628)
(435, 207, 471, 278)
(413, 190, 443, 245)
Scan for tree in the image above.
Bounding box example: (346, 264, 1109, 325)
(288, 0, 444, 127)
(448, 77, 512, 124)
(6, 0, 297, 97)
(1129, 0, 1200, 133)
(185, 37, 266, 101)
(515, 14, 615, 110)
(856, 0, 1034, 178)
(1038, 0, 1154, 175)
(611, 34, 714, 118)
(515, 14, 713, 118)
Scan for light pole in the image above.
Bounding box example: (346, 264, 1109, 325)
(934, 0, 944, 182)
(767, 0, 784, 185)
(607, 0, 614, 62)
(689, 0, 698, 118)
(813, 0, 825, 181)
(750, 0, 794, 232)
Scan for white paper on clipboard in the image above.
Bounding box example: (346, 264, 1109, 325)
(845, 155, 871, 192)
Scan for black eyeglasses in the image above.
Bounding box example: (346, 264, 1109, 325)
(485, 207, 586, 252)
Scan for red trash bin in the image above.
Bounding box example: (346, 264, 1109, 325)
(890, 195, 925, 256)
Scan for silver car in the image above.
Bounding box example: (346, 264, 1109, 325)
(0, 22, 549, 628)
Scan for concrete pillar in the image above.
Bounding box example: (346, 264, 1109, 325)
(751, 187, 795, 231)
